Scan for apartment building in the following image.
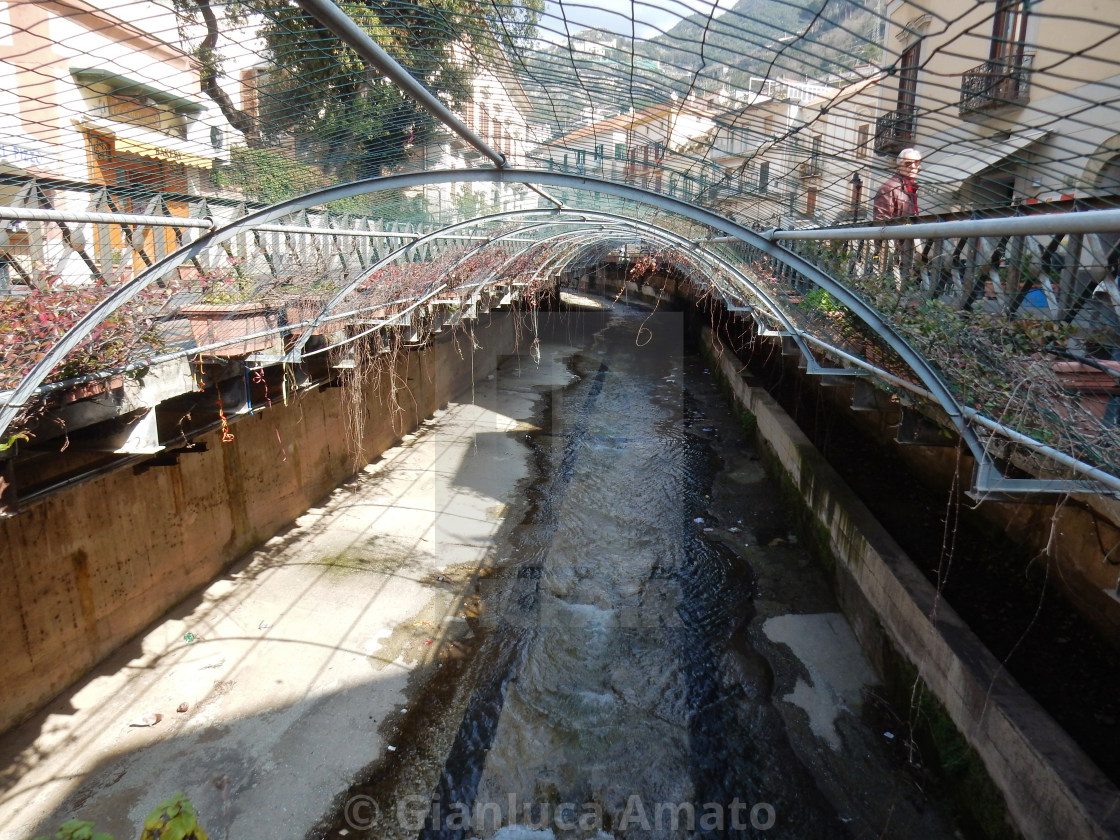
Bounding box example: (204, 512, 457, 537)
(404, 44, 538, 224)
(0, 0, 229, 286)
(531, 96, 719, 201)
(702, 77, 882, 228)
(874, 0, 1120, 213)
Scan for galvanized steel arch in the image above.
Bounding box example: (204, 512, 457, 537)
(0, 168, 983, 470)
(297, 221, 631, 358)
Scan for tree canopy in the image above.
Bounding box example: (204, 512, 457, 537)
(177, 0, 542, 178)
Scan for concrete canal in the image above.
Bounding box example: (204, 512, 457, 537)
(317, 296, 960, 839)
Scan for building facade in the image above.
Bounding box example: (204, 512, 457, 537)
(0, 0, 230, 287)
(874, 0, 1120, 213)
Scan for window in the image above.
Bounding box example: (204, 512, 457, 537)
(991, 0, 1028, 64)
(806, 187, 818, 215)
(614, 143, 626, 160)
(856, 123, 870, 158)
(736, 129, 750, 154)
(594, 144, 604, 163)
(897, 41, 920, 114)
(107, 94, 162, 131)
(960, 0, 1031, 115)
(810, 135, 822, 165)
(576, 149, 586, 166)
(759, 161, 770, 193)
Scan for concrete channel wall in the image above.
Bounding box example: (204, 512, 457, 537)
(705, 331, 1120, 840)
(0, 311, 527, 735)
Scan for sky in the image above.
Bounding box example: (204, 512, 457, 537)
(539, 0, 738, 43)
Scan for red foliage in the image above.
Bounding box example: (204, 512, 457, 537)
(0, 286, 171, 391)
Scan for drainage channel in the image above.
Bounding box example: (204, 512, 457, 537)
(315, 299, 961, 840)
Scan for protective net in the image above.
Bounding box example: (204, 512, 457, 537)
(1, 0, 1119, 492)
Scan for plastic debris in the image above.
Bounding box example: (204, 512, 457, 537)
(176, 702, 189, 713)
(129, 713, 162, 727)
(693, 517, 704, 523)
(386, 745, 397, 752)
(258, 621, 272, 630)
(884, 731, 895, 739)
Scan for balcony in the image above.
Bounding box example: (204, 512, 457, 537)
(874, 106, 916, 156)
(799, 161, 822, 179)
(960, 54, 1033, 117)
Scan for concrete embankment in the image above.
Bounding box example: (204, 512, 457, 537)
(0, 312, 535, 736)
(0, 308, 576, 839)
(702, 325, 1120, 840)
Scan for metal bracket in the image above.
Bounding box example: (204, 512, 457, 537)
(970, 462, 1115, 500)
(897, 407, 956, 446)
(851, 379, 895, 412)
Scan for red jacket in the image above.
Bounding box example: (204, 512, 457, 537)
(873, 173, 918, 220)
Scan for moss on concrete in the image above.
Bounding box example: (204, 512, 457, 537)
(312, 548, 413, 575)
(702, 331, 1018, 840)
(878, 640, 1021, 840)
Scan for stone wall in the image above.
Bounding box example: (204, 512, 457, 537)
(0, 312, 524, 734)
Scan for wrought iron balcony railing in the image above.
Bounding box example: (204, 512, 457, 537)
(960, 54, 1033, 116)
(873, 106, 916, 156)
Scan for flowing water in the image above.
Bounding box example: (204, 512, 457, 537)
(319, 300, 960, 840)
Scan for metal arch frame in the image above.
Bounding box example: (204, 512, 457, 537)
(296, 222, 615, 358)
(0, 167, 1084, 494)
(286, 213, 577, 359)
(300, 223, 678, 358)
(408, 208, 854, 374)
(311, 208, 805, 348)
(285, 206, 765, 359)
(313, 207, 873, 391)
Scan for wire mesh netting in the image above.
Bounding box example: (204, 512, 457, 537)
(1, 0, 1119, 490)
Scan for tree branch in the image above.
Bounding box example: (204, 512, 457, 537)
(190, 0, 260, 145)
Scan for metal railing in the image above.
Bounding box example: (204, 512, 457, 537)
(873, 106, 916, 156)
(0, 178, 428, 292)
(960, 54, 1034, 117)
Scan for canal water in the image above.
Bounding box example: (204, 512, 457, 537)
(318, 298, 960, 839)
